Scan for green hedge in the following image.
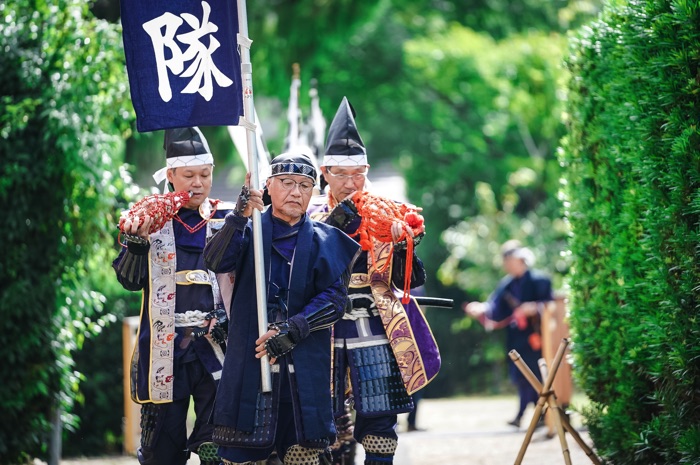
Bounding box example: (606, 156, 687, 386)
(401, 27, 570, 396)
(61, 271, 142, 457)
(0, 1, 132, 462)
(560, 0, 700, 462)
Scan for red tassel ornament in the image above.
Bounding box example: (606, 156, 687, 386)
(351, 191, 425, 304)
(119, 191, 191, 235)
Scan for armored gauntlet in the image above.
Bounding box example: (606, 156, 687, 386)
(264, 321, 300, 358)
(264, 302, 339, 358)
(325, 198, 360, 231)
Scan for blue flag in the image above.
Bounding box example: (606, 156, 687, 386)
(120, 0, 244, 132)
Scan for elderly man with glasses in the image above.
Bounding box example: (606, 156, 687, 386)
(202, 150, 360, 465)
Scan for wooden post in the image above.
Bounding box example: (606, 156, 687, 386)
(510, 339, 601, 465)
(123, 316, 141, 456)
(539, 359, 572, 465)
(510, 339, 569, 465)
(542, 293, 573, 435)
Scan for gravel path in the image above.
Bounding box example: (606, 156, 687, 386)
(58, 396, 600, 465)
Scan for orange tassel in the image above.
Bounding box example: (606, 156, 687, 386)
(119, 191, 191, 234)
(351, 192, 424, 304)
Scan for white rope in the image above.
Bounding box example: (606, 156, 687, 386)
(174, 310, 209, 327)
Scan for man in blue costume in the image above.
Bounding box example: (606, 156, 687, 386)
(113, 127, 231, 465)
(308, 97, 441, 465)
(464, 239, 553, 428)
(203, 150, 360, 465)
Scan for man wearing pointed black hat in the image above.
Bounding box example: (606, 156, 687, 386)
(203, 150, 360, 465)
(308, 98, 441, 465)
(113, 127, 232, 465)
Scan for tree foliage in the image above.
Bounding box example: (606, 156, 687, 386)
(214, 0, 601, 152)
(391, 26, 572, 396)
(0, 1, 133, 461)
(561, 0, 700, 462)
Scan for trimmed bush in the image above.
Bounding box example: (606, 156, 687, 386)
(0, 1, 132, 462)
(560, 0, 700, 462)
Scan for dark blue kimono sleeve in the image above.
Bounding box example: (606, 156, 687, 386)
(288, 273, 349, 340)
(485, 284, 513, 323)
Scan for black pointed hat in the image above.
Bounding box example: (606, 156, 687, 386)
(322, 97, 367, 167)
(153, 127, 213, 185)
(163, 127, 212, 160)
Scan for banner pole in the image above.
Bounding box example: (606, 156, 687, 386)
(237, 0, 272, 393)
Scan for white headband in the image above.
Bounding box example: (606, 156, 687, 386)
(152, 153, 214, 186)
(322, 154, 368, 167)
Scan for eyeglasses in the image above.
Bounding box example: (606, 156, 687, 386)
(276, 177, 315, 194)
(326, 168, 368, 182)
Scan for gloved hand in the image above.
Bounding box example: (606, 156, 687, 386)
(326, 198, 360, 230)
(191, 309, 228, 345)
(264, 321, 301, 358)
(233, 185, 250, 216)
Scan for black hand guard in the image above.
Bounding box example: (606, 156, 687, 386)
(209, 324, 227, 345)
(233, 185, 250, 216)
(191, 309, 228, 345)
(122, 233, 149, 247)
(326, 198, 359, 230)
(206, 309, 228, 345)
(265, 321, 299, 358)
(304, 301, 340, 332)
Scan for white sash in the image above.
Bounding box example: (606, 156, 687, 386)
(143, 199, 224, 402)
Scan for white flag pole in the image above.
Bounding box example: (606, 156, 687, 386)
(287, 63, 301, 150)
(237, 0, 272, 393)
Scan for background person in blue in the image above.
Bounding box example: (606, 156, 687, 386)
(113, 127, 231, 465)
(203, 151, 360, 465)
(463, 240, 553, 428)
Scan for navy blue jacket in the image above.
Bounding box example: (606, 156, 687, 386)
(206, 209, 359, 443)
(486, 269, 553, 381)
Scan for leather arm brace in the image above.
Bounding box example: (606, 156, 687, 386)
(203, 208, 248, 272)
(264, 301, 339, 358)
(114, 235, 151, 289)
(391, 251, 427, 289)
(325, 198, 360, 232)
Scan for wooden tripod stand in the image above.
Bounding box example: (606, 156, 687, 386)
(509, 338, 601, 465)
